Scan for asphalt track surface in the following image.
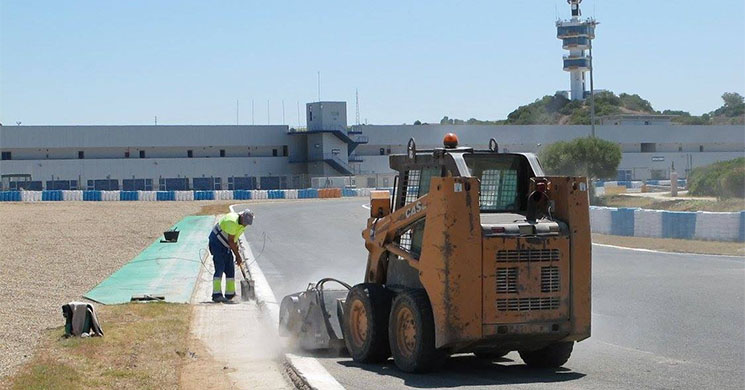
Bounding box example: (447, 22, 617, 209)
(240, 198, 745, 390)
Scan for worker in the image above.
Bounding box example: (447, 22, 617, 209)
(208, 209, 254, 302)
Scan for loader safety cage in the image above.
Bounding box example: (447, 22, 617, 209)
(388, 138, 545, 215)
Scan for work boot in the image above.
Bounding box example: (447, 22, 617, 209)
(224, 294, 236, 302)
(212, 295, 227, 303)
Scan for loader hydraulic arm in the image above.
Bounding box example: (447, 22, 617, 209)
(362, 194, 430, 284)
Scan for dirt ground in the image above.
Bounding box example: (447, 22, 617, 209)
(598, 194, 745, 212)
(0, 201, 212, 381)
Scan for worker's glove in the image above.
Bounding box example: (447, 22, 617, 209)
(236, 257, 243, 266)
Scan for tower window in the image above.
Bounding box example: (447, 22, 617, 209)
(283, 145, 288, 157)
(699, 145, 704, 152)
(272, 149, 278, 157)
(139, 150, 146, 158)
(220, 149, 226, 157)
(380, 148, 385, 155)
(187, 150, 193, 158)
(1, 151, 10, 160)
(125, 151, 130, 158)
(78, 151, 85, 159)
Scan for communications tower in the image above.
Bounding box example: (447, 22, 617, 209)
(556, 0, 597, 100)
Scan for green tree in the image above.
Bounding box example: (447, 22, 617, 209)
(539, 137, 622, 179)
(715, 92, 745, 117)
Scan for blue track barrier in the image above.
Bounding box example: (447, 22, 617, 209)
(662, 211, 697, 239)
(194, 190, 214, 200)
(83, 190, 102, 201)
(267, 190, 285, 199)
(0, 191, 21, 201)
(120, 191, 139, 201)
(42, 190, 62, 201)
(156, 191, 175, 201)
(610, 208, 635, 236)
(342, 188, 356, 197)
(233, 190, 252, 200)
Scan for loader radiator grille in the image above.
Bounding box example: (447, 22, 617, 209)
(496, 297, 560, 312)
(496, 249, 559, 263)
(541, 266, 560, 293)
(496, 268, 518, 293)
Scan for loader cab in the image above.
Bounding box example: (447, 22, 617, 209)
(387, 135, 550, 258)
(389, 136, 544, 216)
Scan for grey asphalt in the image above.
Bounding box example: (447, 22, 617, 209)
(238, 198, 745, 390)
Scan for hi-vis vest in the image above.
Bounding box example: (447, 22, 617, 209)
(212, 212, 246, 248)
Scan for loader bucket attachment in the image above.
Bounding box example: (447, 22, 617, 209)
(278, 278, 351, 351)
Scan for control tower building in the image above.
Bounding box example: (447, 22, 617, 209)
(556, 0, 597, 100)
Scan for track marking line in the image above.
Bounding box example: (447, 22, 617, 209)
(592, 243, 744, 261)
(231, 204, 346, 390)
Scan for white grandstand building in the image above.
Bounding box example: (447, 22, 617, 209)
(1, 102, 743, 191)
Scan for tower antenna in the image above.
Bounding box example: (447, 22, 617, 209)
(355, 89, 361, 126)
(317, 71, 321, 102)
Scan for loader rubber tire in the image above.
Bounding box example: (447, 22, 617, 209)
(519, 341, 574, 368)
(473, 350, 509, 360)
(342, 283, 392, 363)
(388, 290, 446, 373)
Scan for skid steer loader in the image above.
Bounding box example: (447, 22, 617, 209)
(279, 133, 591, 373)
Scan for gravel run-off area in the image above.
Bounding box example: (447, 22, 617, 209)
(0, 201, 215, 381)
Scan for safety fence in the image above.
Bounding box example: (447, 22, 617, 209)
(590, 206, 745, 242)
(0, 188, 375, 203)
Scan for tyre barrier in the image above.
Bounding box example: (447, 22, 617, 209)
(83, 191, 102, 201)
(2, 188, 373, 203)
(590, 206, 745, 242)
(0, 191, 22, 201)
(268, 190, 285, 199)
(156, 191, 175, 201)
(120, 191, 139, 201)
(194, 191, 214, 201)
(233, 190, 252, 200)
(298, 189, 318, 198)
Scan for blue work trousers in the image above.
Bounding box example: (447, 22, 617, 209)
(209, 233, 236, 299)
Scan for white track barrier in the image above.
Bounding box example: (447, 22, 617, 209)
(589, 207, 613, 235)
(285, 189, 298, 199)
(634, 208, 663, 238)
(64, 190, 83, 201)
(138, 191, 156, 201)
(214, 190, 233, 200)
(694, 212, 742, 242)
(101, 191, 119, 201)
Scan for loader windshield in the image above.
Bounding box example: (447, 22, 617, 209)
(464, 154, 530, 213)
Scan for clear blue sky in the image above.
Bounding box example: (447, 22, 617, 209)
(1, 0, 743, 126)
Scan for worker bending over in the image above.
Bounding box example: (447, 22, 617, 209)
(208, 209, 254, 302)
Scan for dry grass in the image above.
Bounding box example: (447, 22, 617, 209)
(3, 303, 191, 390)
(598, 194, 745, 212)
(593, 233, 745, 257)
(0, 201, 238, 381)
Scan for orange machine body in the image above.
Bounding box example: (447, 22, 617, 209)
(362, 142, 591, 353)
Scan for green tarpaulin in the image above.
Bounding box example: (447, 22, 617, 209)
(85, 215, 214, 304)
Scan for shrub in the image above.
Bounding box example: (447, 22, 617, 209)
(688, 158, 745, 199)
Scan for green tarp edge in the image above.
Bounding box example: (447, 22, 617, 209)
(84, 215, 214, 304)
